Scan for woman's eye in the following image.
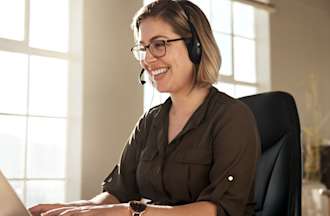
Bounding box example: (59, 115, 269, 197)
(153, 41, 164, 49)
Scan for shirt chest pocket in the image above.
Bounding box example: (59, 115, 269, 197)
(137, 147, 161, 182)
(138, 147, 159, 174)
(137, 147, 163, 198)
(167, 149, 212, 200)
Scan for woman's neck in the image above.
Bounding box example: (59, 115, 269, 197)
(170, 86, 210, 116)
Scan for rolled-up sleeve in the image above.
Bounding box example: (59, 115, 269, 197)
(102, 112, 150, 202)
(197, 101, 261, 215)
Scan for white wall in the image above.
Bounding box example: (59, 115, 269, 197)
(81, 0, 143, 199)
(270, 0, 330, 140)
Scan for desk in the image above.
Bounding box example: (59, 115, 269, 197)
(321, 189, 330, 216)
(302, 180, 328, 216)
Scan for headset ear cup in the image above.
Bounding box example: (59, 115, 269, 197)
(177, 0, 202, 64)
(186, 23, 202, 64)
(189, 36, 201, 64)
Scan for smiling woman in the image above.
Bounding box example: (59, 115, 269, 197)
(29, 1, 260, 216)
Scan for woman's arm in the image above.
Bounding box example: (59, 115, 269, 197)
(28, 192, 119, 216)
(142, 201, 217, 216)
(44, 201, 217, 216)
(83, 192, 120, 205)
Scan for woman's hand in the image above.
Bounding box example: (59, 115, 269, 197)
(41, 204, 129, 216)
(28, 203, 68, 216)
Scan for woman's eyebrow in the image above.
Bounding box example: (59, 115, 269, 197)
(139, 35, 169, 44)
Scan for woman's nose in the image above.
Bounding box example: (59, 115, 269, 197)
(144, 48, 157, 63)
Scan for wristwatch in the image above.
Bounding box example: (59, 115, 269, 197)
(129, 200, 147, 216)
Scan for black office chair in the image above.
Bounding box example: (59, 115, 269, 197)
(239, 91, 302, 216)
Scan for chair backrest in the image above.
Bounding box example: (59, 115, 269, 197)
(239, 91, 302, 216)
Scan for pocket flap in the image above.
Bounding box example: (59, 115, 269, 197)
(175, 149, 212, 165)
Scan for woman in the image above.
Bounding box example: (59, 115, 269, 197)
(30, 0, 260, 215)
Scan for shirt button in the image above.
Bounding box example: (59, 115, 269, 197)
(228, 176, 234, 182)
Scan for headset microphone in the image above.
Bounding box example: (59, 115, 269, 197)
(139, 68, 146, 85)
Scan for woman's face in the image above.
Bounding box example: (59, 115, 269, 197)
(138, 17, 195, 94)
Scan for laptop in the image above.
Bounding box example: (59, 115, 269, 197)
(0, 170, 32, 216)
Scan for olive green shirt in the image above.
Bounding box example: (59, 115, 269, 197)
(103, 86, 260, 215)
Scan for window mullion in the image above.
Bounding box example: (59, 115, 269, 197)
(0, 39, 27, 52)
(23, 0, 30, 202)
(0, 41, 68, 59)
(24, 0, 30, 47)
(230, 0, 235, 82)
(23, 54, 29, 203)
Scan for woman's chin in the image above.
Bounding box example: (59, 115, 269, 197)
(156, 88, 168, 93)
(155, 85, 170, 93)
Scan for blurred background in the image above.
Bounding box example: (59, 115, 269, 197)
(0, 0, 329, 214)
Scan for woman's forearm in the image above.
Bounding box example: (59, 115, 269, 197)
(90, 192, 120, 205)
(67, 196, 217, 216)
(67, 192, 120, 206)
(143, 201, 217, 216)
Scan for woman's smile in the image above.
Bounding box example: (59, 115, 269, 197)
(149, 66, 170, 82)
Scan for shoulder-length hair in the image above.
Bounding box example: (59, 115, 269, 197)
(131, 0, 221, 88)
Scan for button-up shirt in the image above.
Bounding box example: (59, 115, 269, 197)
(103, 86, 260, 215)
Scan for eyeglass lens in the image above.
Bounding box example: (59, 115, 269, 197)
(133, 40, 166, 60)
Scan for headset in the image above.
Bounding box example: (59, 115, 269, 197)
(139, 0, 202, 85)
(176, 0, 202, 65)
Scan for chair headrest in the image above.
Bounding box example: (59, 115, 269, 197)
(239, 91, 300, 152)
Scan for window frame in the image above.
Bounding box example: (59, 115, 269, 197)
(0, 0, 83, 204)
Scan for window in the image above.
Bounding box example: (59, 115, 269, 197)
(206, 0, 258, 97)
(142, 0, 270, 111)
(0, 0, 82, 206)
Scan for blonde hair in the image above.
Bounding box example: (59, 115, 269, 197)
(131, 0, 221, 88)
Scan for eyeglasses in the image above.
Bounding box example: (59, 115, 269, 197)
(131, 38, 186, 61)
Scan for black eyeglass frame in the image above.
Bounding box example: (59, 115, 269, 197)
(130, 37, 188, 61)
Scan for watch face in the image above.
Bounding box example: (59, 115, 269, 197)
(129, 201, 147, 212)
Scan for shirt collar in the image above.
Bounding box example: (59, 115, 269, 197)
(153, 86, 217, 132)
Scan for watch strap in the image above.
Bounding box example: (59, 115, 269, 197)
(129, 200, 147, 216)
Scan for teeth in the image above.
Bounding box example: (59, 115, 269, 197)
(151, 68, 167, 76)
